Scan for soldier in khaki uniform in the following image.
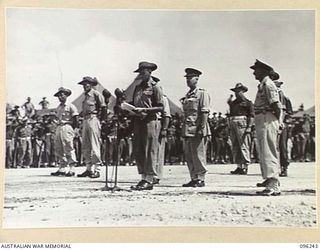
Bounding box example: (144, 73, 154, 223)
(14, 117, 33, 168)
(77, 77, 106, 178)
(227, 83, 254, 175)
(39, 97, 49, 110)
(250, 60, 282, 196)
(22, 97, 35, 118)
(181, 68, 210, 187)
(129, 62, 164, 191)
(152, 76, 171, 184)
(270, 71, 293, 177)
(51, 87, 79, 176)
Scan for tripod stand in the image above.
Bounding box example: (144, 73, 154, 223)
(101, 115, 131, 192)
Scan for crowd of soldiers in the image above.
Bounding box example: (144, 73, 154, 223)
(5, 60, 316, 195)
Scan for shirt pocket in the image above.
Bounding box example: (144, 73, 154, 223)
(183, 98, 198, 112)
(236, 120, 247, 128)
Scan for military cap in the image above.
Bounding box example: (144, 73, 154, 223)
(184, 68, 202, 77)
(250, 59, 273, 72)
(77, 76, 99, 86)
(42, 97, 47, 99)
(269, 70, 280, 81)
(54, 87, 72, 97)
(133, 61, 158, 73)
(230, 82, 248, 93)
(152, 76, 160, 82)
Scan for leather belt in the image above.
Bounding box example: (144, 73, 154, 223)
(19, 137, 31, 140)
(254, 110, 273, 115)
(58, 122, 72, 126)
(83, 113, 97, 120)
(230, 116, 246, 120)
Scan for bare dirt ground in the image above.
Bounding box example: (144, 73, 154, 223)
(2, 162, 317, 228)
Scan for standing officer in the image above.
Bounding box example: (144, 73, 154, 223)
(272, 77, 293, 177)
(181, 68, 210, 187)
(250, 60, 282, 196)
(228, 83, 254, 175)
(50, 87, 78, 176)
(129, 62, 164, 191)
(152, 76, 171, 185)
(77, 77, 106, 178)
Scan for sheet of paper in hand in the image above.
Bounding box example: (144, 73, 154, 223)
(121, 102, 148, 119)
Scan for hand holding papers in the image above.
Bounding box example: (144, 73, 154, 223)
(120, 102, 137, 116)
(120, 102, 147, 119)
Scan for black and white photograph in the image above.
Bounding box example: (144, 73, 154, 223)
(3, 7, 316, 230)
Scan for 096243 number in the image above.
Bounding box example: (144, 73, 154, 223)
(300, 244, 319, 248)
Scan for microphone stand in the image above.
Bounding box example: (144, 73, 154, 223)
(101, 103, 131, 192)
(101, 136, 112, 191)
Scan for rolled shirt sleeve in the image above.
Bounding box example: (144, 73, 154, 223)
(199, 90, 210, 113)
(152, 84, 164, 107)
(96, 91, 107, 108)
(265, 80, 280, 105)
(162, 96, 171, 118)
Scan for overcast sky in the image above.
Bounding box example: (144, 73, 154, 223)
(6, 8, 315, 114)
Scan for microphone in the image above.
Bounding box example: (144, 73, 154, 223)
(102, 89, 111, 99)
(114, 88, 124, 99)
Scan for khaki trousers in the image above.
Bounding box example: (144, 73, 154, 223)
(82, 116, 102, 171)
(229, 117, 251, 165)
(184, 136, 207, 181)
(155, 136, 166, 179)
(254, 112, 280, 179)
(133, 119, 161, 177)
(55, 124, 77, 168)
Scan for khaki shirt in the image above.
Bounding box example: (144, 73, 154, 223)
(181, 87, 211, 137)
(133, 78, 163, 109)
(14, 125, 32, 138)
(22, 102, 35, 116)
(254, 76, 280, 113)
(56, 102, 79, 124)
(157, 95, 171, 119)
(82, 89, 106, 116)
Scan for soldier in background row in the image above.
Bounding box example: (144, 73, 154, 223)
(39, 97, 49, 110)
(22, 97, 35, 118)
(14, 117, 33, 168)
(6, 118, 16, 168)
